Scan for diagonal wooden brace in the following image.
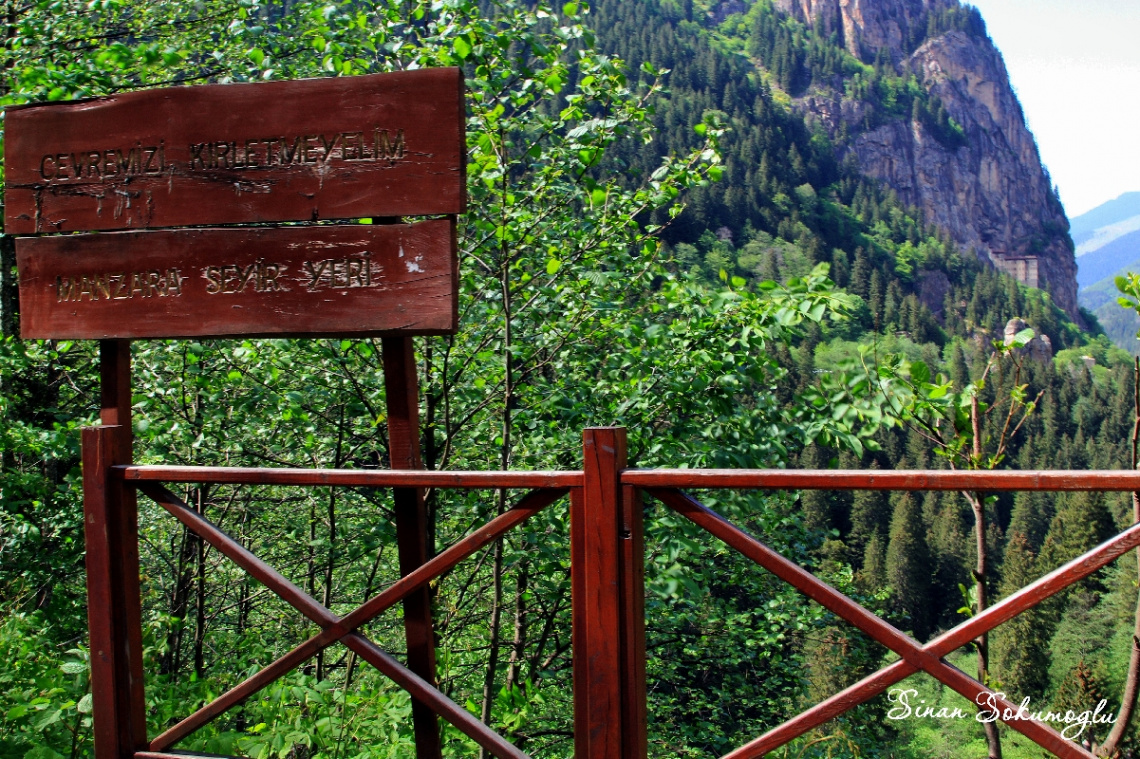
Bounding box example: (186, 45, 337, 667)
(728, 515, 1140, 757)
(138, 482, 551, 759)
(648, 488, 1098, 759)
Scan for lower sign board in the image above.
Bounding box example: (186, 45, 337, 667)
(16, 219, 457, 339)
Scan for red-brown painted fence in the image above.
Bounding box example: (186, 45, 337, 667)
(79, 425, 1140, 759)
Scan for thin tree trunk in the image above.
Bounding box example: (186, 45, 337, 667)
(303, 496, 318, 676)
(480, 151, 512, 758)
(479, 534, 505, 748)
(193, 487, 207, 680)
(317, 412, 345, 682)
(505, 559, 528, 695)
(970, 393, 1001, 759)
(317, 487, 337, 682)
(1099, 357, 1140, 756)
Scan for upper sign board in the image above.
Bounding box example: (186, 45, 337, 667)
(4, 68, 465, 234)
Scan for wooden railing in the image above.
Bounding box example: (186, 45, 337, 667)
(81, 425, 1140, 759)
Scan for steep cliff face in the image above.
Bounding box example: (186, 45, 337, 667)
(775, 0, 1081, 322)
(775, 0, 950, 62)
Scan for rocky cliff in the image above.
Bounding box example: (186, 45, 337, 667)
(775, 0, 1081, 323)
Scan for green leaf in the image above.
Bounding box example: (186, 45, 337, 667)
(546, 258, 562, 275)
(77, 694, 93, 714)
(1011, 327, 1035, 347)
(563, 2, 579, 16)
(453, 35, 472, 60)
(909, 361, 930, 384)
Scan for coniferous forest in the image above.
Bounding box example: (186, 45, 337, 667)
(1, 1, 1138, 758)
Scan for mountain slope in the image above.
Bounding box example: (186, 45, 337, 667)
(766, 0, 1080, 321)
(590, 0, 1087, 352)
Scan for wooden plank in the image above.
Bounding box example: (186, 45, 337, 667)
(381, 336, 441, 759)
(573, 428, 626, 759)
(17, 220, 457, 339)
(83, 423, 147, 759)
(618, 483, 647, 759)
(622, 468, 1140, 491)
(4, 69, 465, 233)
(116, 465, 583, 489)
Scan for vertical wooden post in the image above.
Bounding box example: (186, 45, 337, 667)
(619, 481, 647, 759)
(574, 427, 631, 759)
(382, 336, 442, 759)
(84, 340, 146, 759)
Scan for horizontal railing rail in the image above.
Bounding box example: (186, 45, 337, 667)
(115, 464, 583, 488)
(623, 468, 1140, 490)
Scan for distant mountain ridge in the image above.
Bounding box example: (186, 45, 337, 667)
(1071, 191, 1140, 246)
(1074, 193, 1140, 351)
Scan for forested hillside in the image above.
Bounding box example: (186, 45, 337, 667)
(1, 1, 1137, 759)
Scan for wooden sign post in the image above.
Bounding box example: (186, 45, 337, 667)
(5, 68, 465, 759)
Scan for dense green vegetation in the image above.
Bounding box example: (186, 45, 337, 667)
(2, 1, 1137, 758)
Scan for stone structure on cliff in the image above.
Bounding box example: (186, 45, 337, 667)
(774, 0, 1081, 323)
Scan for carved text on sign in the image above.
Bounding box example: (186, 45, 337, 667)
(56, 270, 184, 302)
(38, 129, 406, 183)
(302, 256, 376, 291)
(40, 143, 167, 182)
(203, 261, 289, 295)
(188, 129, 404, 171)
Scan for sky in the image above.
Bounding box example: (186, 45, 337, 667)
(966, 0, 1140, 219)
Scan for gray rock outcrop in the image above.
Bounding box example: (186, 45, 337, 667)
(775, 1, 1081, 324)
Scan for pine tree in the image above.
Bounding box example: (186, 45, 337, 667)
(860, 532, 887, 590)
(885, 493, 932, 639)
(798, 444, 832, 532)
(991, 532, 1052, 701)
(1040, 491, 1116, 575)
(848, 465, 889, 561)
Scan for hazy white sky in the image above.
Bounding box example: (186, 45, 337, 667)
(966, 0, 1140, 218)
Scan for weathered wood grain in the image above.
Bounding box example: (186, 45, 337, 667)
(382, 336, 441, 759)
(17, 219, 457, 339)
(83, 424, 147, 759)
(5, 69, 464, 233)
(573, 428, 627, 759)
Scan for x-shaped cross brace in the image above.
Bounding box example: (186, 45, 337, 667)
(648, 488, 1140, 759)
(138, 483, 566, 759)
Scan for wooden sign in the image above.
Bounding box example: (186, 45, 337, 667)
(16, 220, 457, 339)
(4, 68, 465, 234)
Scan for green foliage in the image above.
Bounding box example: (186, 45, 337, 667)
(0, 1, 1126, 757)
